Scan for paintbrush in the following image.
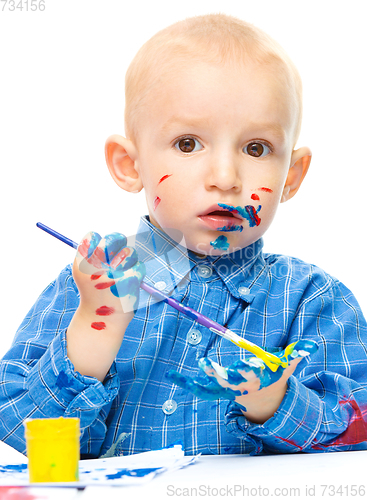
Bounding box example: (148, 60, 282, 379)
(36, 222, 288, 371)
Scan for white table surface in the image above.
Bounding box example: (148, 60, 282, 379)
(1, 440, 367, 499)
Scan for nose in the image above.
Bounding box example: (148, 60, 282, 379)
(205, 150, 242, 193)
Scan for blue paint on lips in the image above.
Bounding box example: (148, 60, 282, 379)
(216, 224, 243, 232)
(218, 203, 262, 228)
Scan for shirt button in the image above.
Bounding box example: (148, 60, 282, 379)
(187, 329, 202, 346)
(238, 286, 251, 297)
(197, 265, 212, 278)
(162, 399, 177, 415)
(154, 281, 167, 291)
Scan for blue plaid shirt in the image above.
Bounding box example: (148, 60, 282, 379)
(1, 216, 367, 457)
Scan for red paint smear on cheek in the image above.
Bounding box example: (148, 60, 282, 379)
(259, 187, 273, 193)
(153, 197, 161, 211)
(95, 280, 116, 289)
(91, 322, 106, 330)
(96, 306, 115, 316)
(158, 174, 172, 185)
(251, 193, 260, 201)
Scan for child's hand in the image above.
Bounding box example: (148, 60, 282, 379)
(67, 231, 146, 381)
(166, 339, 318, 424)
(73, 231, 146, 321)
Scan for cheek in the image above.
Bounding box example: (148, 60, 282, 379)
(151, 172, 193, 213)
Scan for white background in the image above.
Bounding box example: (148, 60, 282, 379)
(0, 0, 366, 356)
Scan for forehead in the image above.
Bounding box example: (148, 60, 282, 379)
(136, 60, 297, 143)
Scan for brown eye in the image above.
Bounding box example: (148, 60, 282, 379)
(245, 142, 270, 158)
(178, 138, 196, 152)
(175, 137, 202, 153)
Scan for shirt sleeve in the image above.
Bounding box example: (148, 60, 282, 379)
(225, 276, 367, 454)
(0, 265, 119, 457)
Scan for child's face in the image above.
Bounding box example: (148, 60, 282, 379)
(132, 60, 303, 255)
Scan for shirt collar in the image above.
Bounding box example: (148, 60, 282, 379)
(188, 236, 264, 303)
(133, 216, 264, 304)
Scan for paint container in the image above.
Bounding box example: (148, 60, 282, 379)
(24, 417, 80, 483)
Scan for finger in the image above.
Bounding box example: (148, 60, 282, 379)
(77, 232, 105, 273)
(291, 339, 318, 358)
(107, 247, 139, 276)
(198, 358, 258, 394)
(202, 357, 284, 391)
(200, 357, 264, 385)
(198, 358, 229, 380)
(103, 233, 128, 266)
(109, 261, 146, 312)
(78, 231, 102, 260)
(166, 370, 239, 401)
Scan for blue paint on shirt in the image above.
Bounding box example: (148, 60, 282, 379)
(56, 370, 73, 389)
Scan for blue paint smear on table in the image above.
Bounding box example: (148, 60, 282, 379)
(105, 467, 161, 479)
(0, 464, 28, 473)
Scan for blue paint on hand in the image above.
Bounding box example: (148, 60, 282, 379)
(166, 339, 318, 407)
(103, 233, 127, 265)
(78, 232, 146, 313)
(88, 232, 102, 258)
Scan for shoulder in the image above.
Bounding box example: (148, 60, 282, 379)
(261, 252, 339, 299)
(264, 252, 333, 282)
(259, 252, 365, 320)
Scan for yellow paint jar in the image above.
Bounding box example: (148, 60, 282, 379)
(24, 417, 80, 483)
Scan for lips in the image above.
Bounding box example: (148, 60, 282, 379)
(198, 205, 243, 231)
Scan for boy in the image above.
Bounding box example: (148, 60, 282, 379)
(1, 13, 367, 458)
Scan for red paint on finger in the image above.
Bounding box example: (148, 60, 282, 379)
(251, 193, 260, 201)
(91, 322, 106, 330)
(158, 174, 172, 185)
(91, 272, 104, 280)
(110, 247, 130, 269)
(154, 196, 161, 211)
(95, 280, 116, 289)
(78, 238, 90, 259)
(96, 306, 115, 316)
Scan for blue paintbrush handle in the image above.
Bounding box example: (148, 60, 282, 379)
(36, 222, 285, 369)
(36, 222, 227, 333)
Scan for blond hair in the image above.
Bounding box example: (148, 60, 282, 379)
(125, 13, 302, 145)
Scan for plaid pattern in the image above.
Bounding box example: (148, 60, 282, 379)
(1, 216, 367, 457)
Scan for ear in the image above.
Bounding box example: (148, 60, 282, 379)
(105, 134, 143, 193)
(281, 146, 312, 203)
